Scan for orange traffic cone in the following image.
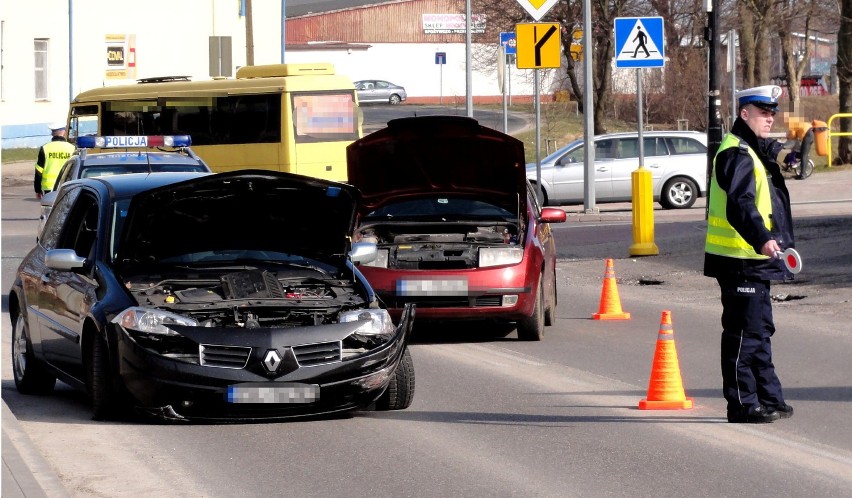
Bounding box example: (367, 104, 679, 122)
(638, 311, 694, 410)
(592, 258, 630, 320)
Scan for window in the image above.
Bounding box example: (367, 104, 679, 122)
(667, 137, 707, 155)
(34, 39, 48, 100)
(40, 187, 82, 249)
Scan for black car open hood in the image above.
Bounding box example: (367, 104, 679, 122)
(115, 170, 360, 267)
(346, 116, 527, 215)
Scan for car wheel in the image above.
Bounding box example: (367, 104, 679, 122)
(660, 176, 698, 209)
(544, 269, 557, 327)
(795, 159, 814, 180)
(89, 333, 121, 420)
(12, 312, 56, 395)
(389, 94, 402, 105)
(376, 347, 415, 410)
(531, 182, 549, 207)
(517, 279, 544, 341)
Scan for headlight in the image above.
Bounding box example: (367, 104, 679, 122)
(479, 246, 524, 268)
(112, 307, 197, 336)
(360, 248, 388, 268)
(339, 308, 395, 336)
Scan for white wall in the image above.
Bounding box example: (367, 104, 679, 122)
(1, 0, 283, 148)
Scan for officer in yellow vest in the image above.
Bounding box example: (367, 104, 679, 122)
(704, 85, 796, 424)
(34, 122, 75, 199)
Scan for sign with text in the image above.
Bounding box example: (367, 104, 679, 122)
(105, 33, 136, 80)
(422, 13, 486, 34)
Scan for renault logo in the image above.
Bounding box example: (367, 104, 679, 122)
(263, 349, 282, 373)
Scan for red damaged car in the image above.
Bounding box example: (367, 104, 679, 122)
(347, 116, 566, 340)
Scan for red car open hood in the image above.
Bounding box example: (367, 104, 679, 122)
(346, 116, 527, 215)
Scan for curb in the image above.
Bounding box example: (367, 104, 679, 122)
(2, 399, 72, 498)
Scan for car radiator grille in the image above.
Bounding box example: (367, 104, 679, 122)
(293, 341, 342, 366)
(199, 344, 251, 369)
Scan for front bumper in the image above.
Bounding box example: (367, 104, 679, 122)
(115, 305, 414, 421)
(359, 264, 537, 322)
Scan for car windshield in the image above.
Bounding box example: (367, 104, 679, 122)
(363, 197, 514, 221)
(109, 199, 336, 273)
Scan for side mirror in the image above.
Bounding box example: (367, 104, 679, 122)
(540, 207, 567, 224)
(349, 242, 378, 265)
(45, 249, 87, 271)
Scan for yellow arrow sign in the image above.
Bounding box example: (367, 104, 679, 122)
(515, 23, 562, 69)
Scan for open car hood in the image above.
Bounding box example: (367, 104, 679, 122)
(346, 116, 527, 215)
(115, 170, 359, 267)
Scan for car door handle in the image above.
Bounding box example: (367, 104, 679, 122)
(596, 167, 609, 172)
(647, 163, 661, 168)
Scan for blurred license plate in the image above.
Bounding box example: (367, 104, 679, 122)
(227, 383, 319, 404)
(397, 278, 468, 296)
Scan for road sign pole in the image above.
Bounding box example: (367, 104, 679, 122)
(502, 48, 508, 133)
(534, 68, 543, 204)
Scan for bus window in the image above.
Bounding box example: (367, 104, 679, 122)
(68, 105, 99, 144)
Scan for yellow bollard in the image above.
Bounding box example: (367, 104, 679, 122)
(630, 166, 659, 256)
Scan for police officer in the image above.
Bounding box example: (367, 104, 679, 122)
(34, 122, 75, 199)
(704, 85, 796, 424)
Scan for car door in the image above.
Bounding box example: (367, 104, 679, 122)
(608, 137, 667, 199)
(26, 186, 83, 358)
(545, 140, 614, 203)
(37, 188, 101, 379)
(358, 80, 378, 103)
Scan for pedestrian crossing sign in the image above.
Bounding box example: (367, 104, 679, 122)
(614, 17, 665, 68)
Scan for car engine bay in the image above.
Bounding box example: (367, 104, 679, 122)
(126, 268, 369, 328)
(357, 221, 523, 270)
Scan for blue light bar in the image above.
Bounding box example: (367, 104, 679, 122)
(76, 135, 192, 148)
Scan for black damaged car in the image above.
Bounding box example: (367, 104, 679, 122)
(9, 170, 415, 422)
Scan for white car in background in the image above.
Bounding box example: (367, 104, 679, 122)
(526, 131, 708, 209)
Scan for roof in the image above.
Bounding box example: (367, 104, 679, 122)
(66, 172, 211, 199)
(286, 0, 387, 17)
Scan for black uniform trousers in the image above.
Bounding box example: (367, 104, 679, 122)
(716, 277, 786, 416)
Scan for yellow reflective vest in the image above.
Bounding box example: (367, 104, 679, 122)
(36, 140, 75, 192)
(704, 134, 772, 260)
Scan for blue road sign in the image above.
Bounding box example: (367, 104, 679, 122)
(614, 17, 665, 68)
(435, 52, 446, 64)
(500, 32, 517, 55)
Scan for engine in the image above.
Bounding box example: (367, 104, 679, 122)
(126, 268, 367, 328)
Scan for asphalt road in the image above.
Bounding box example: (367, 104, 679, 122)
(2, 164, 852, 496)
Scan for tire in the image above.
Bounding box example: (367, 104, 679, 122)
(89, 333, 121, 420)
(12, 312, 56, 395)
(388, 94, 402, 105)
(660, 176, 698, 209)
(795, 159, 814, 180)
(375, 347, 415, 410)
(517, 279, 544, 341)
(531, 182, 549, 207)
(544, 269, 557, 327)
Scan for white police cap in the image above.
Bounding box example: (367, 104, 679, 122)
(737, 85, 782, 111)
(48, 121, 67, 131)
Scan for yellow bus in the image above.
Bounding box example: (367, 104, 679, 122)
(67, 63, 361, 182)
